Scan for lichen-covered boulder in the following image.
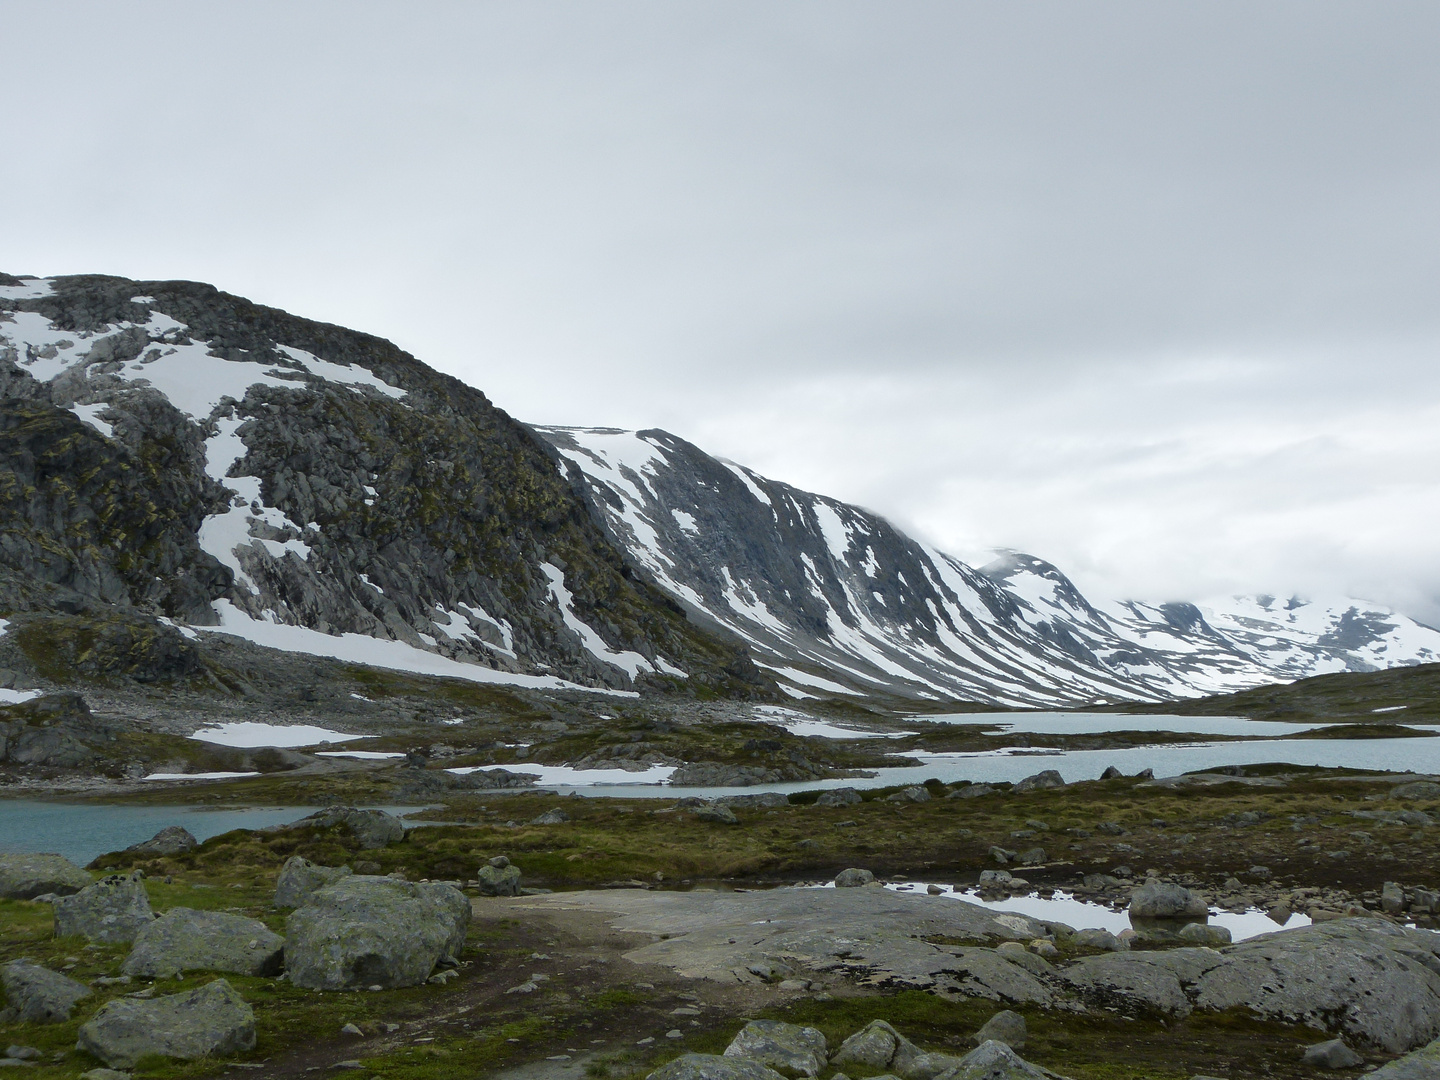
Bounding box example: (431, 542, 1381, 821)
(476, 856, 522, 897)
(284, 876, 469, 989)
(75, 978, 255, 1068)
(1128, 882, 1208, 920)
(724, 1020, 828, 1077)
(288, 806, 405, 849)
(932, 1040, 1057, 1080)
(815, 788, 862, 807)
(53, 873, 154, 943)
(1, 958, 92, 1023)
(273, 855, 352, 908)
(648, 1054, 787, 1080)
(122, 908, 284, 979)
(832, 1020, 903, 1070)
(126, 826, 197, 857)
(834, 868, 875, 888)
(0, 853, 92, 899)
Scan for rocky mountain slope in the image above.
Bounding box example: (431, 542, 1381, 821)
(535, 426, 1440, 706)
(0, 274, 766, 698)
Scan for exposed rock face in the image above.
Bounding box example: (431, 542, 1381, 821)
(75, 978, 255, 1068)
(284, 876, 469, 990)
(125, 826, 197, 857)
(121, 908, 285, 979)
(52, 873, 154, 943)
(648, 1054, 787, 1080)
(0, 693, 114, 768)
(0, 853, 91, 899)
(1, 959, 92, 1023)
(273, 856, 352, 908)
(1128, 882, 1209, 919)
(288, 806, 404, 849)
(0, 274, 767, 697)
(723, 1020, 828, 1077)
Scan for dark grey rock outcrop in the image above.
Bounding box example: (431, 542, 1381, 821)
(121, 907, 284, 978)
(75, 978, 255, 1068)
(0, 853, 91, 899)
(125, 826, 197, 857)
(288, 806, 404, 849)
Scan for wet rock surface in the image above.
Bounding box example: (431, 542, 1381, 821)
(75, 978, 255, 1068)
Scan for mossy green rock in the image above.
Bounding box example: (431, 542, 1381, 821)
(75, 978, 255, 1068)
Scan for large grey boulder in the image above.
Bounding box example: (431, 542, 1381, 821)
(815, 788, 862, 807)
(1060, 948, 1229, 1018)
(834, 868, 875, 888)
(273, 856, 352, 908)
(648, 1054, 787, 1080)
(1128, 882, 1208, 919)
(1012, 771, 1064, 793)
(1, 959, 92, 1023)
(476, 856, 522, 897)
(125, 826, 197, 857)
(1301, 1040, 1364, 1070)
(974, 1011, 1027, 1050)
(290, 806, 405, 849)
(284, 876, 469, 989)
(0, 853, 92, 899)
(832, 1020, 905, 1070)
(1368, 1035, 1440, 1079)
(53, 874, 154, 944)
(933, 1041, 1058, 1080)
(122, 908, 285, 979)
(76, 978, 255, 1069)
(724, 1020, 827, 1077)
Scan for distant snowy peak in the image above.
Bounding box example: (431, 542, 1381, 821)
(535, 425, 1440, 705)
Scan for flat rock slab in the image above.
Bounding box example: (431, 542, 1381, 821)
(0, 853, 92, 900)
(122, 907, 284, 979)
(1, 959, 92, 1023)
(76, 978, 255, 1069)
(511, 887, 1051, 1002)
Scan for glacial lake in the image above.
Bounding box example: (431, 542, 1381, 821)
(912, 710, 1417, 738)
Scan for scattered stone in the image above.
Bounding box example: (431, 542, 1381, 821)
(974, 1010, 1027, 1049)
(284, 877, 471, 990)
(530, 809, 570, 825)
(1128, 882, 1208, 920)
(53, 874, 154, 944)
(1072, 929, 1124, 952)
(288, 806, 405, 849)
(1, 959, 92, 1023)
(1383, 882, 1407, 915)
(724, 1020, 828, 1077)
(1266, 904, 1292, 925)
(1301, 1039, 1364, 1070)
(947, 1039, 1053, 1079)
(647, 1053, 787, 1080)
(477, 859, 522, 897)
(124, 827, 197, 857)
(1013, 770, 1064, 793)
(1015, 848, 1046, 867)
(1099, 766, 1123, 780)
(75, 978, 255, 1069)
(887, 786, 931, 804)
(989, 847, 1015, 865)
(1177, 923, 1232, 946)
(274, 857, 353, 908)
(693, 804, 740, 825)
(834, 868, 875, 888)
(832, 1020, 903, 1070)
(949, 784, 996, 800)
(927, 884, 943, 896)
(1246, 865, 1271, 880)
(340, 1023, 363, 1036)
(1096, 822, 1126, 836)
(815, 788, 863, 807)
(122, 908, 285, 979)
(0, 854, 92, 900)
(977, 871, 1012, 890)
(668, 1030, 684, 1039)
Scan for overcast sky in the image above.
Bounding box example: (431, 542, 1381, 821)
(4, 2, 1438, 623)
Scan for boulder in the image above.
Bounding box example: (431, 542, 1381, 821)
(693, 804, 740, 825)
(122, 908, 285, 979)
(415, 881, 471, 959)
(125, 826, 197, 857)
(1177, 923, 1231, 946)
(0, 853, 92, 899)
(1128, 882, 1208, 920)
(1060, 948, 1229, 1018)
(815, 788, 863, 808)
(721, 793, 791, 810)
(53, 873, 154, 944)
(949, 784, 996, 799)
(284, 876, 469, 989)
(274, 856, 352, 908)
(834, 868, 875, 888)
(1383, 882, 1407, 915)
(832, 1021, 904, 1070)
(887, 786, 931, 804)
(1014, 848, 1046, 867)
(530, 808, 569, 825)
(289, 806, 405, 849)
(977, 871, 1012, 890)
(1301, 1040, 1364, 1070)
(1392, 782, 1440, 800)
(1099, 766, 1123, 780)
(1072, 929, 1124, 952)
(1, 959, 92, 1023)
(648, 1053, 787, 1080)
(724, 1020, 828, 1077)
(1013, 771, 1064, 793)
(1369, 1035, 1440, 1079)
(477, 857, 522, 897)
(974, 1011, 1027, 1050)
(75, 978, 255, 1069)
(933, 1040, 1055, 1080)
